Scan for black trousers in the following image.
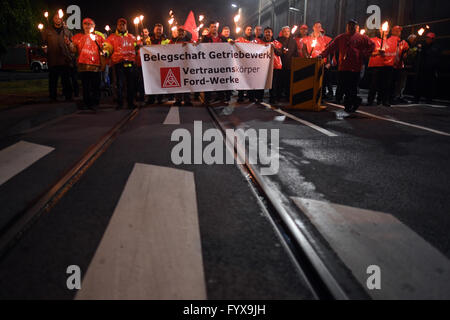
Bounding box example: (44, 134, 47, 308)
(175, 93, 191, 103)
(415, 69, 436, 102)
(323, 67, 334, 96)
(114, 63, 136, 107)
(49, 65, 72, 100)
(279, 69, 291, 100)
(136, 67, 145, 102)
(71, 66, 80, 97)
(368, 66, 394, 104)
(81, 71, 101, 108)
(339, 71, 361, 111)
(271, 69, 283, 101)
(238, 90, 254, 101)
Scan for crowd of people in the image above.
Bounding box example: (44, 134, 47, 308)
(40, 12, 440, 113)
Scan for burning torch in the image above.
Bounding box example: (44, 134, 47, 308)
(44, 11, 49, 25)
(309, 39, 317, 57)
(418, 28, 425, 36)
(133, 17, 140, 37)
(89, 28, 104, 58)
(139, 15, 144, 30)
(380, 21, 389, 50)
(291, 25, 298, 35)
(38, 23, 44, 31)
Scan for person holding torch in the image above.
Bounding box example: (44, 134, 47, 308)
(40, 11, 74, 102)
(103, 18, 138, 109)
(69, 18, 105, 111)
(367, 21, 392, 106)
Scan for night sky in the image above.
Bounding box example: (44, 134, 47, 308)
(44, 0, 250, 33)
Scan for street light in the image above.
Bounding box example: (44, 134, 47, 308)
(231, 4, 237, 8)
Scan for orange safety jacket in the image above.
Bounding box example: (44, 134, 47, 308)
(368, 37, 385, 68)
(304, 35, 331, 62)
(72, 32, 105, 67)
(105, 31, 137, 65)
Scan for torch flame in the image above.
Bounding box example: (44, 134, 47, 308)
(58, 9, 64, 19)
(216, 22, 220, 29)
(134, 17, 140, 25)
(89, 33, 96, 41)
(360, 29, 366, 35)
(169, 10, 173, 17)
(140, 15, 144, 22)
(418, 28, 425, 36)
(199, 15, 204, 22)
(234, 14, 240, 23)
(381, 21, 389, 32)
(236, 26, 241, 34)
(38, 23, 44, 30)
(137, 35, 141, 41)
(105, 25, 110, 32)
(171, 26, 178, 32)
(311, 39, 317, 48)
(44, 12, 49, 18)
(198, 23, 204, 29)
(168, 18, 174, 25)
(291, 25, 298, 34)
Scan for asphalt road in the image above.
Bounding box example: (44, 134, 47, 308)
(0, 97, 449, 299)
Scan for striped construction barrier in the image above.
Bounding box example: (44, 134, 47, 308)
(289, 58, 325, 111)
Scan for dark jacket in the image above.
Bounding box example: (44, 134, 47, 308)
(417, 42, 440, 75)
(41, 25, 73, 67)
(277, 36, 299, 70)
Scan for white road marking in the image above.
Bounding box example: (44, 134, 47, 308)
(260, 102, 338, 137)
(163, 106, 180, 125)
(291, 197, 450, 299)
(326, 102, 450, 136)
(76, 163, 206, 300)
(0, 141, 54, 186)
(392, 104, 448, 109)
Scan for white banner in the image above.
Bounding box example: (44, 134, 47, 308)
(140, 43, 274, 94)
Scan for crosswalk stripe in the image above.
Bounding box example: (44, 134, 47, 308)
(76, 163, 206, 300)
(291, 197, 450, 299)
(163, 106, 181, 125)
(326, 102, 450, 136)
(0, 141, 54, 186)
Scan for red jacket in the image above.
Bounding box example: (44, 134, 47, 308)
(254, 37, 283, 70)
(385, 36, 410, 69)
(321, 32, 374, 73)
(368, 37, 385, 67)
(295, 36, 308, 58)
(305, 35, 331, 59)
(105, 31, 137, 65)
(72, 33, 104, 66)
(236, 36, 253, 43)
